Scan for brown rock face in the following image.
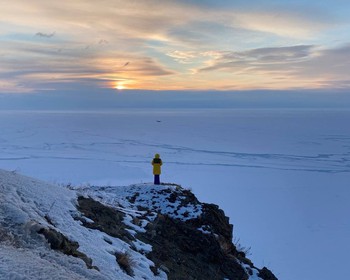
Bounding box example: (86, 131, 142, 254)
(139, 208, 248, 280)
(38, 186, 277, 280)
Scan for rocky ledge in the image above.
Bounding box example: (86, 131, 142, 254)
(72, 183, 278, 280)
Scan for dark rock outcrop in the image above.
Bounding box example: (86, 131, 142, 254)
(74, 186, 278, 280)
(259, 267, 279, 280)
(139, 213, 248, 280)
(77, 196, 134, 243)
(38, 227, 97, 270)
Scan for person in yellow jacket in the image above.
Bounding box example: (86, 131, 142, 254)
(151, 153, 162, 185)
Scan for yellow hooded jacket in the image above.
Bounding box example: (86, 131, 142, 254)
(152, 154, 162, 175)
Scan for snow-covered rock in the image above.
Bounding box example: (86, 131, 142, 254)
(0, 169, 277, 280)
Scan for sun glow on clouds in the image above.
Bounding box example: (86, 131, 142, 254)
(2, 0, 350, 92)
(114, 82, 125, 90)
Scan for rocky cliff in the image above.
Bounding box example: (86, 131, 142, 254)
(0, 169, 277, 280)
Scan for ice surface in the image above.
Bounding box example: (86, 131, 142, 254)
(0, 108, 349, 280)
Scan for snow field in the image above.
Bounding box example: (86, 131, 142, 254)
(0, 109, 349, 280)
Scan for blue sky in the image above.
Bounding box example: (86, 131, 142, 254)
(1, 0, 350, 103)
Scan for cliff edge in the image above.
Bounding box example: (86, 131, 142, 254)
(0, 169, 277, 280)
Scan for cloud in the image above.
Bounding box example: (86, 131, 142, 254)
(196, 44, 350, 89)
(232, 8, 336, 38)
(35, 32, 55, 38)
(0, 79, 33, 93)
(2, 1, 350, 91)
(2, 1, 338, 45)
(0, 36, 175, 93)
(166, 51, 198, 64)
(199, 45, 315, 73)
(98, 39, 108, 44)
(293, 44, 350, 85)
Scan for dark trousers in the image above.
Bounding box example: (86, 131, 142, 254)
(154, 175, 160, 185)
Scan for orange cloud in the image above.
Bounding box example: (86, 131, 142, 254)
(1, 1, 350, 92)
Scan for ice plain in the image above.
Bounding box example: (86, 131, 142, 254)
(0, 108, 349, 280)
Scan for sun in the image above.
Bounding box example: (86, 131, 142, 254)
(114, 81, 125, 90)
(113, 80, 133, 90)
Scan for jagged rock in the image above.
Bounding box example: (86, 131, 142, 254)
(140, 213, 248, 280)
(187, 203, 237, 256)
(133, 196, 252, 280)
(259, 267, 279, 280)
(74, 185, 278, 280)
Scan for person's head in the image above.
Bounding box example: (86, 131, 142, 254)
(155, 153, 160, 158)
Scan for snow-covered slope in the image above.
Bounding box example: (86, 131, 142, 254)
(0, 169, 275, 280)
(0, 169, 165, 279)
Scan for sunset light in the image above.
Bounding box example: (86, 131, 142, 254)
(2, 1, 350, 93)
(115, 84, 125, 90)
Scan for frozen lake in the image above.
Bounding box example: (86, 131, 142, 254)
(0, 109, 349, 280)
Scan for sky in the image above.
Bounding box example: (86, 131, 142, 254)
(2, 0, 350, 96)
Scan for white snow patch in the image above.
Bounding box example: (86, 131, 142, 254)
(132, 239, 152, 254)
(197, 225, 211, 235)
